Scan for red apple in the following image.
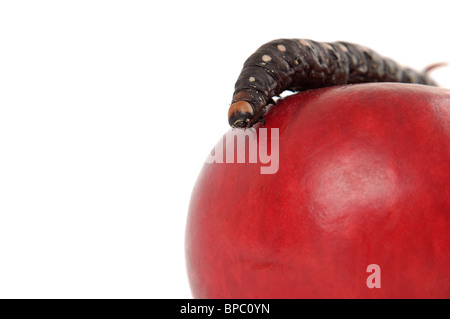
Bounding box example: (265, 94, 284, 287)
(185, 83, 450, 299)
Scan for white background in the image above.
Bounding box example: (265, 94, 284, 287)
(0, 0, 449, 298)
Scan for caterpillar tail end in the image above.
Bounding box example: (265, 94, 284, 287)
(423, 62, 448, 86)
(423, 62, 448, 74)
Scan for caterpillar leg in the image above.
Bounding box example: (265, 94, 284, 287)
(257, 116, 266, 126)
(254, 102, 276, 127)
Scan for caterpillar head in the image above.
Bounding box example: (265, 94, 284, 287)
(228, 101, 254, 128)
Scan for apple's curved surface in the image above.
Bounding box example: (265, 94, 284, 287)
(186, 83, 450, 299)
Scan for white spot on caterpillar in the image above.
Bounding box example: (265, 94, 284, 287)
(262, 55, 272, 62)
(249, 76, 255, 82)
(322, 43, 333, 51)
(360, 46, 371, 55)
(299, 39, 310, 47)
(337, 43, 348, 52)
(277, 44, 286, 52)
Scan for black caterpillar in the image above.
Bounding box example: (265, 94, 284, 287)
(228, 39, 438, 128)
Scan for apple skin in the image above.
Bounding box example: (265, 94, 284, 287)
(185, 83, 450, 299)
